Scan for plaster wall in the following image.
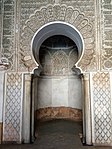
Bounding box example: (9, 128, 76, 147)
(37, 75, 82, 109)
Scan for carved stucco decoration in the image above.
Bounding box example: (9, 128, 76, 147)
(0, 57, 10, 71)
(91, 72, 111, 145)
(100, 1, 112, 70)
(3, 73, 23, 143)
(20, 4, 95, 72)
(39, 47, 78, 75)
(1, 0, 15, 71)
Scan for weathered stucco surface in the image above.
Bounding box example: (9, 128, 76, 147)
(0, 0, 112, 146)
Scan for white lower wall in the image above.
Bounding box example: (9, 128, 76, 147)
(52, 77, 68, 107)
(37, 75, 82, 109)
(68, 76, 82, 109)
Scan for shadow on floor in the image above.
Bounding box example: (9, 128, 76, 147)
(0, 119, 111, 149)
(34, 119, 83, 148)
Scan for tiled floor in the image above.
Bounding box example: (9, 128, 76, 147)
(0, 120, 112, 149)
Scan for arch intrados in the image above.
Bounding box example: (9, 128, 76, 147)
(31, 21, 84, 65)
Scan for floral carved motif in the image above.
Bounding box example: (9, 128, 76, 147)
(20, 4, 96, 72)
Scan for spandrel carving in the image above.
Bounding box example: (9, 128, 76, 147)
(20, 4, 96, 72)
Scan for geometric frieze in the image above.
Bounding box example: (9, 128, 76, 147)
(3, 73, 23, 143)
(90, 72, 112, 145)
(20, 4, 96, 72)
(100, 0, 112, 70)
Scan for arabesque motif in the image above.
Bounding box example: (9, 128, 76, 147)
(20, 4, 96, 72)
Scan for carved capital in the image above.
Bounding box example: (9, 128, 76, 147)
(0, 57, 10, 71)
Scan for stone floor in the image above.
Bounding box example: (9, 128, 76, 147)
(0, 120, 112, 149)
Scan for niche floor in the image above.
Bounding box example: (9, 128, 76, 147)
(34, 119, 83, 148)
(1, 120, 112, 149)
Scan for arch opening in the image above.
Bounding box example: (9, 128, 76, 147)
(31, 22, 84, 144)
(32, 21, 84, 67)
